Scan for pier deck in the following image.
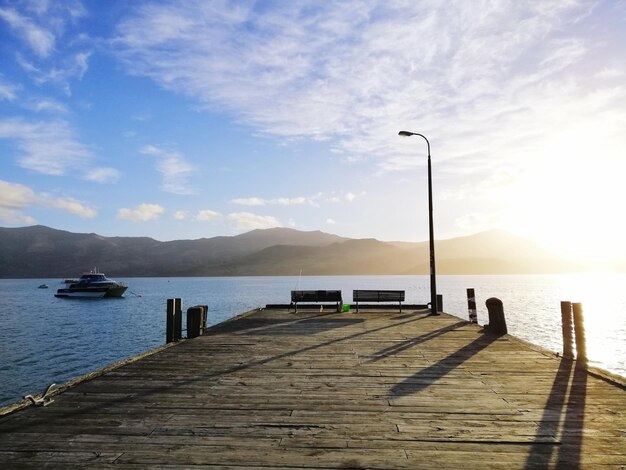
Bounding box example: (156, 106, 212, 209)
(0, 307, 624, 468)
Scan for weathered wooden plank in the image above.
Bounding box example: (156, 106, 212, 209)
(112, 447, 414, 468)
(0, 308, 624, 468)
(0, 450, 123, 464)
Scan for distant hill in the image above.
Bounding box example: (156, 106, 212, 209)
(0, 225, 583, 278)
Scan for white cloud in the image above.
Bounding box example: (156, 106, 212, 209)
(595, 68, 625, 80)
(44, 197, 96, 218)
(0, 179, 37, 209)
(112, 0, 624, 180)
(0, 207, 36, 225)
(195, 209, 221, 221)
(324, 191, 364, 203)
(16, 51, 92, 93)
(0, 7, 55, 57)
(274, 197, 307, 206)
(0, 118, 91, 175)
(173, 209, 222, 221)
(230, 196, 308, 206)
(173, 210, 190, 220)
(131, 111, 153, 122)
(227, 212, 281, 231)
(230, 197, 265, 206)
(0, 79, 18, 101)
(0, 2, 89, 61)
(28, 98, 68, 113)
(0, 118, 122, 183)
(83, 167, 121, 184)
(326, 218, 336, 225)
(118, 203, 164, 221)
(230, 192, 363, 208)
(140, 145, 196, 195)
(1, 2, 91, 94)
(73, 51, 90, 79)
(0, 179, 96, 223)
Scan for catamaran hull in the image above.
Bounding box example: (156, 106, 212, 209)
(55, 286, 128, 298)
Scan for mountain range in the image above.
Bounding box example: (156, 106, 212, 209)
(0, 225, 586, 278)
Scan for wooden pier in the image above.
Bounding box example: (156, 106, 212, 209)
(0, 307, 624, 468)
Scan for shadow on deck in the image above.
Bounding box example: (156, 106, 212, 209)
(0, 308, 623, 469)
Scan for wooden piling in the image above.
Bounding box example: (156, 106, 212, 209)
(166, 298, 183, 343)
(572, 302, 587, 363)
(200, 304, 208, 330)
(166, 298, 174, 344)
(436, 294, 443, 313)
(560, 301, 574, 359)
(186, 306, 204, 339)
(174, 298, 182, 341)
(467, 288, 477, 323)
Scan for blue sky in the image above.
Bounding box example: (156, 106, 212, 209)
(1, 0, 625, 264)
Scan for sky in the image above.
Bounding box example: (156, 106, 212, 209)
(1, 0, 625, 265)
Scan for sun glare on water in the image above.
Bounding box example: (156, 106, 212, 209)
(554, 273, 626, 372)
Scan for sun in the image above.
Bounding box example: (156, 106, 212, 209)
(499, 124, 626, 266)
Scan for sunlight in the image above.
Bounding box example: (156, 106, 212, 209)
(502, 120, 626, 264)
(554, 273, 626, 371)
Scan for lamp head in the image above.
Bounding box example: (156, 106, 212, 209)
(398, 131, 414, 137)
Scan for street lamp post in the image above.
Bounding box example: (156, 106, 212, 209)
(398, 131, 438, 315)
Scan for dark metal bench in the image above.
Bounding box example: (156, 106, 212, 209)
(290, 290, 343, 313)
(353, 290, 405, 313)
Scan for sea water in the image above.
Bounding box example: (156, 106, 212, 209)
(1, 274, 624, 407)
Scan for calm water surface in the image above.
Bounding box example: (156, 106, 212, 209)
(1, 274, 624, 407)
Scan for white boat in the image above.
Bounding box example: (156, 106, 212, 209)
(55, 270, 127, 299)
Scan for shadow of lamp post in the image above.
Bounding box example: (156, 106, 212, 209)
(398, 130, 438, 315)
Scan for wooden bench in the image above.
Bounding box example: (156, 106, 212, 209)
(290, 290, 343, 313)
(353, 290, 405, 313)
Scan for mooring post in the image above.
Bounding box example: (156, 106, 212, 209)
(485, 297, 507, 335)
(173, 298, 182, 341)
(560, 301, 574, 359)
(436, 294, 443, 313)
(186, 306, 203, 339)
(166, 298, 183, 343)
(166, 298, 174, 344)
(572, 302, 587, 363)
(467, 288, 477, 323)
(200, 305, 208, 331)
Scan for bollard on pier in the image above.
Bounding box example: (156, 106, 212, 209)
(485, 297, 507, 335)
